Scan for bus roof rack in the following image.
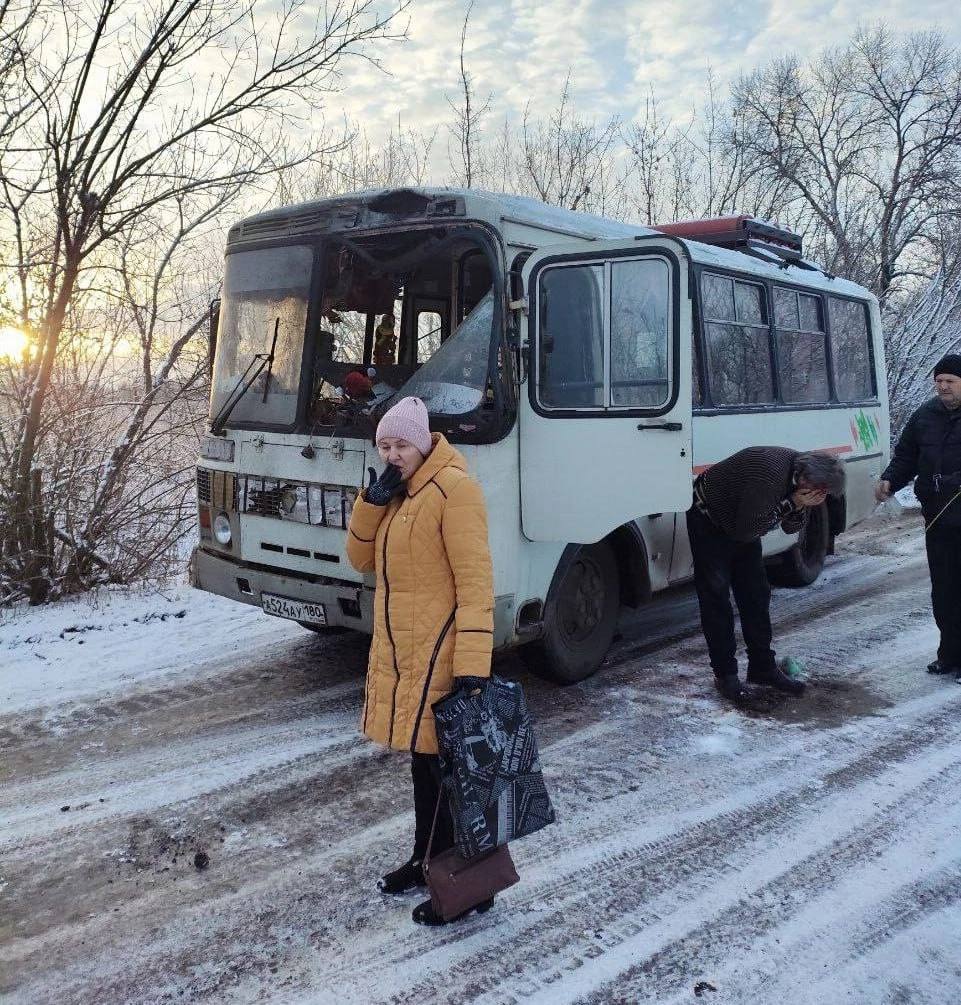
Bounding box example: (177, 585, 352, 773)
(652, 215, 823, 271)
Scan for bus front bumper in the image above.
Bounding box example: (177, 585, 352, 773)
(189, 546, 374, 632)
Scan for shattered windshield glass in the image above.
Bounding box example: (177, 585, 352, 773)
(306, 233, 497, 431)
(210, 246, 312, 428)
(392, 291, 494, 415)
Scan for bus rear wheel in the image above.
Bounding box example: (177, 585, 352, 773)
(521, 541, 620, 685)
(768, 502, 829, 588)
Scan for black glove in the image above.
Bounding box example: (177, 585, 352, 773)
(365, 464, 405, 506)
(454, 675, 488, 697)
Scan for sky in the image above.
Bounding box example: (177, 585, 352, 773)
(323, 0, 961, 158)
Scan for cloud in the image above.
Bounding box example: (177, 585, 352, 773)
(312, 0, 961, 178)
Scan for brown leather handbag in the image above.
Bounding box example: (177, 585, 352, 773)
(423, 795, 519, 921)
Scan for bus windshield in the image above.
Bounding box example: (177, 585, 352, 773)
(306, 230, 498, 435)
(210, 245, 313, 428)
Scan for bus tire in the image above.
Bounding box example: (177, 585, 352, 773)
(298, 622, 350, 635)
(520, 541, 619, 684)
(768, 502, 829, 588)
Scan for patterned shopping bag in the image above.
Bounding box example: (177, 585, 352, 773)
(432, 677, 556, 858)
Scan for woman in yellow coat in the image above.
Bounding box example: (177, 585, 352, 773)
(346, 395, 495, 925)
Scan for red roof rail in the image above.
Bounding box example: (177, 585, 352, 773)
(653, 215, 802, 255)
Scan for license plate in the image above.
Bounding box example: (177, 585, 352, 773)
(261, 593, 327, 625)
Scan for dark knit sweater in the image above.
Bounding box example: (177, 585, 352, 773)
(698, 446, 805, 543)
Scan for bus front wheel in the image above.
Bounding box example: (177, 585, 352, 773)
(520, 541, 620, 685)
(768, 502, 829, 588)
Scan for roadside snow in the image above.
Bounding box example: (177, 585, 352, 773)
(0, 583, 302, 715)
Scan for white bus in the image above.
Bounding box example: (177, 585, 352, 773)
(190, 189, 888, 683)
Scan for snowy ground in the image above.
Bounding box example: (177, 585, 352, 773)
(2, 508, 960, 1004)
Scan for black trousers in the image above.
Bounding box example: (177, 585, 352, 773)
(925, 523, 961, 667)
(687, 506, 777, 679)
(411, 752, 454, 862)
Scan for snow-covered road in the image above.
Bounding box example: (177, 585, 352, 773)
(2, 510, 960, 1004)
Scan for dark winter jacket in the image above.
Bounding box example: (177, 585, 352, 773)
(697, 446, 806, 543)
(882, 397, 961, 529)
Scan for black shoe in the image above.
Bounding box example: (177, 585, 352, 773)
(715, 675, 761, 704)
(377, 857, 425, 895)
(746, 663, 805, 696)
(412, 896, 495, 926)
(927, 660, 956, 675)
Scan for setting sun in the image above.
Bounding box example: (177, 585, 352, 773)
(0, 325, 29, 360)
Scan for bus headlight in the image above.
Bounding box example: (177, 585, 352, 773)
(213, 512, 232, 545)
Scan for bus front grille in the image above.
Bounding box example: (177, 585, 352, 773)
(241, 476, 357, 529)
(196, 468, 211, 503)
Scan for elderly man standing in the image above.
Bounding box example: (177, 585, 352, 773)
(688, 448, 846, 705)
(876, 354, 961, 681)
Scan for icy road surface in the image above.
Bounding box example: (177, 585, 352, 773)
(2, 510, 960, 1004)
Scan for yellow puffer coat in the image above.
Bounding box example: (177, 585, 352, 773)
(346, 434, 494, 754)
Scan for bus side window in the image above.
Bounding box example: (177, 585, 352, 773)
(416, 310, 444, 363)
(538, 265, 604, 409)
(459, 250, 493, 322)
(702, 273, 774, 405)
(692, 334, 704, 407)
(774, 288, 830, 403)
(828, 298, 875, 401)
(610, 259, 670, 408)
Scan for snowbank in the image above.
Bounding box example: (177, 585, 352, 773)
(0, 583, 302, 715)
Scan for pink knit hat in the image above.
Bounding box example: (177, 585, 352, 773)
(375, 396, 432, 456)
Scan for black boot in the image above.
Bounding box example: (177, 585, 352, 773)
(412, 896, 495, 926)
(927, 660, 956, 675)
(377, 857, 425, 895)
(746, 662, 805, 696)
(715, 675, 761, 704)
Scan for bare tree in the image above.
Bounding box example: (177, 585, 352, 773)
(0, 0, 407, 603)
(311, 117, 438, 198)
(732, 26, 961, 302)
(621, 91, 683, 224)
(622, 72, 801, 227)
(445, 1, 491, 188)
(884, 228, 961, 431)
(515, 76, 623, 213)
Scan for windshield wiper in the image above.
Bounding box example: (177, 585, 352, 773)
(210, 318, 280, 435)
(261, 318, 280, 403)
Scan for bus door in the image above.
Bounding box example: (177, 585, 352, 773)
(520, 236, 693, 543)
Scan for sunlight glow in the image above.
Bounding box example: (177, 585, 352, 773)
(0, 325, 29, 360)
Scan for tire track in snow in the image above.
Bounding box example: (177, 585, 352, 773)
(605, 544, 927, 669)
(0, 638, 368, 755)
(663, 855, 961, 1005)
(2, 515, 951, 1005)
(268, 692, 961, 1005)
(579, 765, 961, 1004)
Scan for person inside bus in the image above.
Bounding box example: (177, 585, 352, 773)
(875, 354, 961, 681)
(373, 313, 397, 365)
(345, 395, 500, 925)
(687, 448, 845, 704)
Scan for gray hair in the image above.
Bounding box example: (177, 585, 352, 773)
(794, 452, 846, 496)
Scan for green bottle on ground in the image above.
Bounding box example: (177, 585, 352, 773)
(779, 656, 807, 680)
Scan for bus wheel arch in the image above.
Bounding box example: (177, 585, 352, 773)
(607, 522, 651, 609)
(768, 501, 831, 588)
(520, 536, 624, 685)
